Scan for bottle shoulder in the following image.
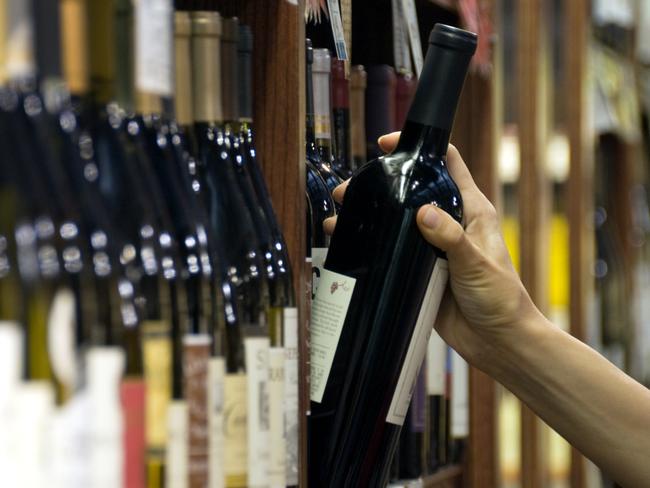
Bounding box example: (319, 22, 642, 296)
(346, 151, 463, 222)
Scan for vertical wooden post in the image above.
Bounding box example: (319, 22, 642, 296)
(564, 0, 593, 486)
(517, 0, 550, 487)
(451, 1, 500, 486)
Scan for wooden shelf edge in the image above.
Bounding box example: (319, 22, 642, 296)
(422, 465, 463, 487)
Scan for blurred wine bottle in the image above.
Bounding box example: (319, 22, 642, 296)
(365, 64, 396, 160)
(349, 65, 367, 172)
(331, 58, 352, 179)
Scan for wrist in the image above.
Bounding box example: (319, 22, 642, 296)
(472, 289, 552, 380)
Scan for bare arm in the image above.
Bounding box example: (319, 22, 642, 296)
(487, 313, 650, 487)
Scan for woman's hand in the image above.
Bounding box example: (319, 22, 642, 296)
(324, 132, 543, 370)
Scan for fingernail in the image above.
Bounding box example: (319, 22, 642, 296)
(422, 207, 439, 228)
(377, 135, 386, 146)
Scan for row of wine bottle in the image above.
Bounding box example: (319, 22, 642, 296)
(303, 23, 477, 488)
(0, 0, 299, 487)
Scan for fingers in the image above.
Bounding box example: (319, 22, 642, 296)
(332, 180, 349, 205)
(323, 216, 337, 235)
(445, 145, 483, 200)
(378, 132, 400, 153)
(417, 204, 478, 260)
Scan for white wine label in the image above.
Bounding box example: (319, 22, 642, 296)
(391, 0, 412, 75)
(244, 337, 270, 488)
(15, 382, 55, 488)
(50, 392, 90, 488)
(0, 322, 22, 405)
(386, 259, 448, 425)
(135, 0, 173, 95)
(165, 400, 188, 488)
(451, 349, 469, 438)
(47, 287, 78, 391)
(208, 357, 225, 488)
(142, 320, 172, 449)
(426, 329, 446, 395)
(224, 373, 247, 488)
(400, 0, 424, 76)
(310, 268, 357, 403)
(312, 70, 333, 140)
(282, 308, 299, 485)
(268, 347, 286, 487)
(86, 347, 125, 488)
(0, 322, 22, 487)
(311, 247, 328, 297)
(326, 0, 349, 61)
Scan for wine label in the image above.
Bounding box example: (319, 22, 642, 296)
(86, 347, 126, 488)
(166, 400, 189, 488)
(386, 259, 448, 425)
(15, 382, 55, 488)
(5, 0, 35, 79)
(47, 287, 78, 391)
(268, 347, 286, 487)
(313, 71, 333, 140)
(208, 357, 226, 488)
(135, 0, 173, 95)
(142, 320, 172, 450)
(310, 268, 357, 403)
(326, 0, 349, 61)
(400, 0, 423, 76)
(311, 247, 328, 298)
(0, 322, 22, 487)
(0, 321, 22, 403)
(120, 379, 146, 488)
(224, 373, 247, 488)
(391, 0, 412, 74)
(50, 391, 90, 488)
(282, 308, 299, 486)
(450, 349, 469, 438)
(426, 330, 446, 395)
(244, 337, 270, 488)
(183, 334, 212, 487)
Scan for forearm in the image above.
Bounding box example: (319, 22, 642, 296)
(485, 312, 650, 487)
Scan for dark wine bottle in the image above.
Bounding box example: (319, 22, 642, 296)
(398, 366, 426, 480)
(365, 65, 396, 161)
(308, 25, 477, 487)
(86, 1, 182, 483)
(307, 46, 343, 193)
(305, 40, 337, 300)
(221, 17, 284, 343)
(190, 12, 269, 486)
(425, 329, 448, 472)
(350, 65, 367, 173)
(331, 58, 352, 179)
(395, 71, 417, 130)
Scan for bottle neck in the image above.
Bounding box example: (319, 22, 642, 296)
(190, 13, 223, 125)
(395, 121, 451, 161)
(305, 60, 318, 157)
(174, 12, 193, 126)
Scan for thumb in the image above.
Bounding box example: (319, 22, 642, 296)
(416, 205, 474, 260)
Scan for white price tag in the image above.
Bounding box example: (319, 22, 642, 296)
(326, 0, 349, 61)
(400, 0, 423, 76)
(392, 0, 412, 74)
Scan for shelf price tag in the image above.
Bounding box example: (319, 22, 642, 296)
(392, 0, 412, 75)
(326, 0, 349, 61)
(400, 0, 423, 76)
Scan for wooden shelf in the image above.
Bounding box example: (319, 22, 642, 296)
(422, 465, 463, 488)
